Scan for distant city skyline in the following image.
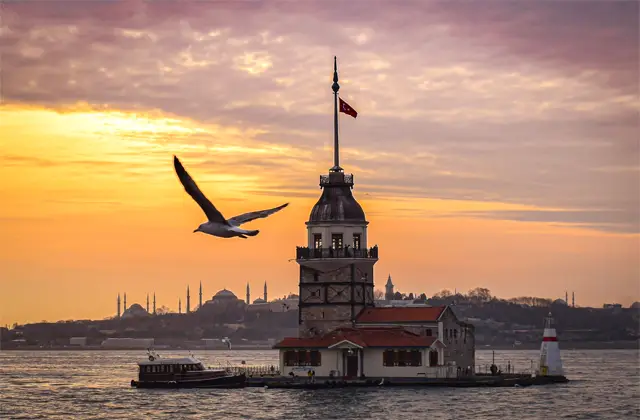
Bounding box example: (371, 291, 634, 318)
(1, 1, 638, 325)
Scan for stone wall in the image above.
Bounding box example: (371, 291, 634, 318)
(439, 309, 475, 369)
(298, 260, 376, 337)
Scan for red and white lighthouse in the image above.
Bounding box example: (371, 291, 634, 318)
(538, 312, 564, 377)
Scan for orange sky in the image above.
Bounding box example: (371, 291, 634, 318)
(1, 106, 638, 326)
(1, 2, 638, 325)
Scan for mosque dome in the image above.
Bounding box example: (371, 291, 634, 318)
(121, 303, 148, 318)
(213, 289, 237, 300)
(309, 171, 366, 223)
(631, 302, 640, 309)
(553, 299, 568, 306)
(252, 298, 267, 304)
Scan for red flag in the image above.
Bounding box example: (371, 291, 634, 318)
(339, 98, 358, 118)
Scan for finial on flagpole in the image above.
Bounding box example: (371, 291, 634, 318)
(332, 56, 340, 93)
(331, 56, 342, 172)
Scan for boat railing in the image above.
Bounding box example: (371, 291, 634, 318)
(226, 364, 281, 377)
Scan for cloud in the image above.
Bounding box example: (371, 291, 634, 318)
(1, 1, 638, 233)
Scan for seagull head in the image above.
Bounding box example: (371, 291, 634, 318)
(193, 227, 200, 233)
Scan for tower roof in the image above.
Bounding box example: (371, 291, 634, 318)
(309, 172, 366, 223)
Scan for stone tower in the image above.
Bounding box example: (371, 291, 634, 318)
(264, 281, 268, 302)
(246, 282, 250, 305)
(295, 57, 378, 338)
(385, 274, 394, 300)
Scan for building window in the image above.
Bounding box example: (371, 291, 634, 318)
(453, 329, 457, 339)
(352, 234, 361, 250)
(382, 349, 422, 367)
(425, 328, 432, 337)
(331, 234, 343, 249)
(314, 234, 322, 249)
(284, 350, 321, 367)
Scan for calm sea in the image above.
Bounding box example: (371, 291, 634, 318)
(0, 349, 638, 419)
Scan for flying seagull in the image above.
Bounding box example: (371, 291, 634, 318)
(173, 155, 288, 239)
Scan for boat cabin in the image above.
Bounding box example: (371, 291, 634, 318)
(137, 356, 225, 382)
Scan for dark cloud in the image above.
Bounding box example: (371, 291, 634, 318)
(1, 0, 638, 233)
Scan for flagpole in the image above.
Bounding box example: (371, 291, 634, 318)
(331, 56, 342, 172)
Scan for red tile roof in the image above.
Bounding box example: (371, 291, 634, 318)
(356, 306, 447, 323)
(274, 327, 439, 349)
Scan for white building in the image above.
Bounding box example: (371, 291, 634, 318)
(101, 338, 154, 349)
(275, 327, 451, 378)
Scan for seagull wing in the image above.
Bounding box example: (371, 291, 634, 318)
(173, 156, 228, 224)
(227, 203, 289, 226)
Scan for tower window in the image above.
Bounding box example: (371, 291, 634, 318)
(331, 234, 343, 249)
(313, 234, 322, 249)
(352, 234, 361, 250)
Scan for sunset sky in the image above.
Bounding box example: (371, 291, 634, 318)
(1, 1, 638, 326)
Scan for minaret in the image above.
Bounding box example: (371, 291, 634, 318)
(178, 298, 182, 314)
(186, 286, 191, 314)
(117, 293, 121, 318)
(296, 57, 378, 337)
(153, 293, 156, 315)
(246, 282, 250, 305)
(199, 281, 203, 309)
(537, 312, 564, 377)
(572, 292, 575, 308)
(146, 293, 149, 313)
(385, 275, 394, 300)
(264, 281, 268, 302)
(124, 293, 127, 311)
(565, 291, 568, 305)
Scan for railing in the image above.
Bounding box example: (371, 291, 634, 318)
(296, 246, 378, 260)
(320, 173, 354, 187)
(226, 365, 281, 377)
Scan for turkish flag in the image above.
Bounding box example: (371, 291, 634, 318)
(339, 98, 358, 118)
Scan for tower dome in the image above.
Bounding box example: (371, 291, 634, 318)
(309, 171, 366, 223)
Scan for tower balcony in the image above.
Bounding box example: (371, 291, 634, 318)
(320, 173, 354, 188)
(296, 245, 378, 260)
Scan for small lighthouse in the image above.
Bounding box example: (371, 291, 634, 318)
(538, 312, 564, 377)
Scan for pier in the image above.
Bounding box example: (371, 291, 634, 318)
(220, 364, 568, 389)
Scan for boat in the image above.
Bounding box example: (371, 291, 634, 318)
(130, 349, 246, 389)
